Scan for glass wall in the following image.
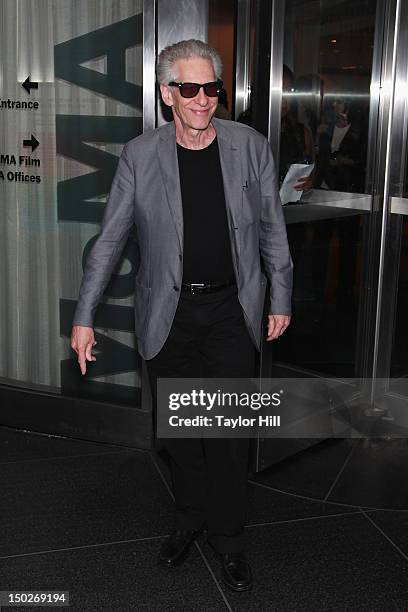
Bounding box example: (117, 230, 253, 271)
(0, 0, 145, 407)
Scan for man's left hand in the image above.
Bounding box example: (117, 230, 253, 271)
(267, 314, 291, 341)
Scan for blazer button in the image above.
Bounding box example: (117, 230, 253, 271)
(179, 254, 182, 260)
(173, 286, 179, 291)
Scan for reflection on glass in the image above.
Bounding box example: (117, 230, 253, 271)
(279, 2, 374, 197)
(280, 65, 314, 188)
(239, 0, 378, 378)
(387, 4, 408, 386)
(314, 97, 367, 193)
(276, 0, 377, 378)
(391, 217, 408, 379)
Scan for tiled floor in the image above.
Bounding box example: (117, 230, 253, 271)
(2, 427, 408, 611)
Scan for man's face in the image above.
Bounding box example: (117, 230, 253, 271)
(160, 57, 219, 131)
(333, 99, 347, 115)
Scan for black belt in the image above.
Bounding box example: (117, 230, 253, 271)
(181, 279, 236, 294)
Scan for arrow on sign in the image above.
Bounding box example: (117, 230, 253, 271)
(22, 76, 39, 95)
(23, 134, 40, 152)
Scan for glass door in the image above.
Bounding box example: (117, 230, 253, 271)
(264, 0, 380, 380)
(234, 0, 406, 468)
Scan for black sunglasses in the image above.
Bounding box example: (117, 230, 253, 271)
(168, 80, 223, 98)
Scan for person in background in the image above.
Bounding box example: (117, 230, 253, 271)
(312, 96, 367, 308)
(315, 97, 365, 192)
(280, 65, 315, 302)
(214, 87, 231, 119)
(280, 64, 314, 192)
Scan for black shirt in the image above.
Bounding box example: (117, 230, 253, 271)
(176, 136, 235, 282)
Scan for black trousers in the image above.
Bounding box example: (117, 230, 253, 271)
(145, 284, 256, 553)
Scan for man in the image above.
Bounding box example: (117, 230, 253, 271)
(71, 39, 293, 592)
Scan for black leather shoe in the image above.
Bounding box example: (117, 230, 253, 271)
(158, 529, 200, 567)
(220, 552, 253, 592)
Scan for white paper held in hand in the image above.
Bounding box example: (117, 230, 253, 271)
(279, 163, 315, 205)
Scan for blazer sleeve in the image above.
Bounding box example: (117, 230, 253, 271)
(72, 143, 135, 328)
(258, 137, 293, 315)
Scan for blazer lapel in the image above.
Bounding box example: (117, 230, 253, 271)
(157, 122, 183, 251)
(212, 117, 243, 257)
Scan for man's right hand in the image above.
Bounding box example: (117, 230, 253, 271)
(70, 326, 97, 375)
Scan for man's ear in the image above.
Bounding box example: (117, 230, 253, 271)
(160, 84, 173, 108)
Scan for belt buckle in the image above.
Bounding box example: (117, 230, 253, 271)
(190, 283, 205, 295)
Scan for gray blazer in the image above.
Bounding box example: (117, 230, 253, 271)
(72, 117, 293, 360)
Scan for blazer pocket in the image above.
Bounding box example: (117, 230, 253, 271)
(242, 180, 261, 225)
(133, 282, 151, 339)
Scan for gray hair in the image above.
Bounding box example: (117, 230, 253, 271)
(156, 39, 222, 84)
